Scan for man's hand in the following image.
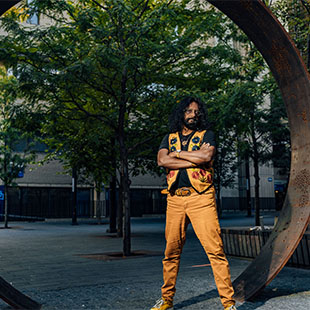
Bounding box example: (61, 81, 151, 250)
(157, 149, 194, 169)
(169, 151, 178, 158)
(200, 142, 211, 150)
(176, 142, 215, 165)
(157, 141, 215, 169)
(169, 143, 210, 159)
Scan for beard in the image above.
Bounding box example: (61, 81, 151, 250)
(183, 117, 199, 130)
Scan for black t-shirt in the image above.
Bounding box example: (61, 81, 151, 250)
(159, 130, 216, 189)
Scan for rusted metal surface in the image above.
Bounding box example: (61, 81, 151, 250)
(207, 0, 310, 302)
(0, 276, 41, 309)
(1, 0, 310, 306)
(0, 1, 18, 15)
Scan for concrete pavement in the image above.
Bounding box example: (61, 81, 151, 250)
(0, 215, 309, 309)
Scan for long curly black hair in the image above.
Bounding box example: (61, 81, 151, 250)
(169, 97, 210, 133)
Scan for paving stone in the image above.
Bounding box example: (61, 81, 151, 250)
(0, 215, 309, 309)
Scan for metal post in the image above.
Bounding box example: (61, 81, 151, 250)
(72, 167, 78, 225)
(245, 155, 252, 217)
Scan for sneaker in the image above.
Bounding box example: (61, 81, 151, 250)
(150, 298, 173, 310)
(224, 305, 237, 310)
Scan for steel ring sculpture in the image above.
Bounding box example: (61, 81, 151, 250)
(207, 0, 310, 301)
(1, 0, 310, 308)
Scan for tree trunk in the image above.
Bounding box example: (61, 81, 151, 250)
(122, 177, 131, 256)
(109, 175, 117, 233)
(245, 154, 252, 217)
(95, 184, 102, 225)
(253, 155, 260, 226)
(117, 181, 123, 238)
(119, 134, 131, 256)
(251, 132, 260, 226)
(109, 140, 117, 233)
(250, 108, 260, 226)
(72, 167, 78, 225)
(4, 184, 9, 229)
(117, 55, 131, 255)
(117, 49, 131, 255)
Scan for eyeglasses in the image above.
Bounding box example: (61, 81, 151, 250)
(184, 109, 201, 116)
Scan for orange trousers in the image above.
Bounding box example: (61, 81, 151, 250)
(161, 187, 235, 308)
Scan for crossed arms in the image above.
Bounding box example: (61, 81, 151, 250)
(157, 143, 215, 170)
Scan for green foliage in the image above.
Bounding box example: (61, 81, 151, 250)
(261, 78, 290, 172)
(0, 0, 292, 210)
(271, 0, 310, 67)
(0, 69, 35, 187)
(206, 27, 290, 197)
(0, 0, 244, 188)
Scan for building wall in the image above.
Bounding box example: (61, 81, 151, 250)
(0, 1, 284, 218)
(0, 152, 93, 220)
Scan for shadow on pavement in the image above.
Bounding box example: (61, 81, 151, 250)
(173, 289, 220, 309)
(174, 283, 310, 310)
(238, 285, 310, 309)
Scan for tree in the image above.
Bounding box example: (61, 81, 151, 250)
(206, 85, 239, 215)
(233, 43, 291, 224)
(271, 0, 310, 69)
(0, 69, 35, 228)
(0, 0, 246, 253)
(41, 108, 116, 222)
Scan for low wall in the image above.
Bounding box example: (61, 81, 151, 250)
(221, 228, 310, 268)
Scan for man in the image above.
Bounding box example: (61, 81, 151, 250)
(150, 97, 236, 310)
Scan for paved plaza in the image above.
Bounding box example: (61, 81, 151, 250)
(0, 214, 309, 309)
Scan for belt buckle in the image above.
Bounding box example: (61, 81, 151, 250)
(180, 188, 191, 196)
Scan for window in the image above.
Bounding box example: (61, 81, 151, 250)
(27, 0, 39, 25)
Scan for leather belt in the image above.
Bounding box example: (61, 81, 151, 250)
(174, 187, 196, 196)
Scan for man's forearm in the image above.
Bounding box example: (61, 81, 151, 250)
(178, 149, 213, 165)
(158, 156, 195, 169)
(157, 145, 214, 169)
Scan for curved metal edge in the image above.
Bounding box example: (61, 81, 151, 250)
(0, 1, 19, 15)
(1, 1, 41, 309)
(1, 0, 310, 306)
(0, 276, 41, 309)
(207, 0, 310, 302)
